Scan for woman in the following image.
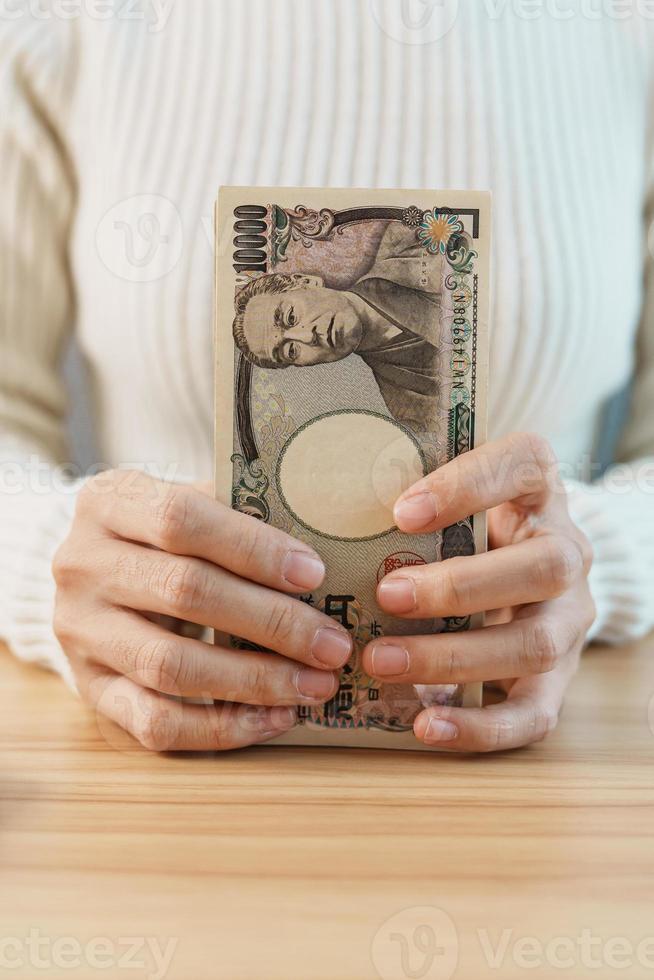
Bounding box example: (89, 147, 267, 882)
(1, 1, 652, 752)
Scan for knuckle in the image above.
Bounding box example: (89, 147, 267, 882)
(540, 536, 583, 595)
(112, 549, 143, 588)
(563, 615, 584, 654)
(440, 643, 462, 681)
(437, 559, 470, 614)
(51, 543, 76, 588)
(459, 460, 485, 506)
(536, 708, 560, 742)
(238, 516, 267, 571)
(52, 542, 95, 592)
(263, 599, 296, 649)
(583, 594, 598, 634)
(207, 724, 230, 752)
(512, 432, 558, 499)
(243, 659, 271, 705)
(479, 716, 516, 752)
(154, 486, 192, 549)
(52, 601, 77, 648)
(99, 633, 132, 673)
(525, 618, 559, 674)
(522, 432, 557, 475)
(134, 704, 177, 753)
(156, 559, 204, 615)
(577, 531, 594, 575)
(211, 706, 245, 751)
(134, 637, 186, 694)
(201, 703, 234, 750)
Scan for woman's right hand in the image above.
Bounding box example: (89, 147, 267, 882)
(52, 470, 352, 751)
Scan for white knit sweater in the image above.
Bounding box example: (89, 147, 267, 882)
(1, 1, 654, 683)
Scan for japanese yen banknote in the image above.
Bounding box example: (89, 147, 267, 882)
(215, 187, 490, 749)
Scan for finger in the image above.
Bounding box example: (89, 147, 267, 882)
(192, 480, 214, 496)
(82, 606, 339, 706)
(363, 597, 591, 685)
(78, 471, 326, 594)
(412, 660, 572, 753)
(392, 432, 563, 534)
(97, 540, 353, 669)
(76, 662, 299, 752)
(376, 533, 589, 618)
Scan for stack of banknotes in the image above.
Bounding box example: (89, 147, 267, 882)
(215, 186, 490, 749)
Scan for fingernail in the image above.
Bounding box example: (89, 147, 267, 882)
(394, 491, 438, 531)
(256, 706, 296, 734)
(377, 577, 416, 614)
(371, 644, 410, 676)
(311, 627, 353, 668)
(283, 550, 325, 590)
(295, 667, 337, 701)
(424, 717, 458, 743)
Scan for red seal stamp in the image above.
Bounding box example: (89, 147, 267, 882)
(377, 551, 426, 583)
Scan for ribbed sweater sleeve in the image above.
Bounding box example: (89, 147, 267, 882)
(0, 20, 80, 685)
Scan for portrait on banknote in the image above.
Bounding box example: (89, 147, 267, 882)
(215, 187, 490, 749)
(230, 218, 466, 432)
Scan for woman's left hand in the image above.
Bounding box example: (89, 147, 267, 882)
(361, 433, 596, 752)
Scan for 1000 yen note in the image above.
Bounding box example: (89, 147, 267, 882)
(215, 186, 490, 750)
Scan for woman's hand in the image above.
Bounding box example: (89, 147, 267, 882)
(52, 471, 352, 751)
(362, 433, 596, 752)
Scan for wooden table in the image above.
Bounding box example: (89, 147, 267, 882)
(1, 638, 654, 980)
